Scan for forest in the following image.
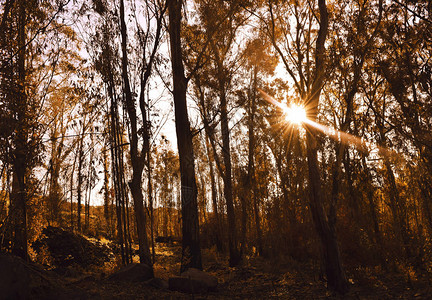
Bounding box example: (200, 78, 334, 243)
(0, 0, 431, 299)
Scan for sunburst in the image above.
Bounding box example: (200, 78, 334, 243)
(283, 104, 307, 125)
(258, 89, 396, 159)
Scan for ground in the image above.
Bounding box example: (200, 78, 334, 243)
(58, 243, 431, 299)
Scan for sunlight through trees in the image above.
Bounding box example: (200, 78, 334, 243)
(1, 0, 432, 297)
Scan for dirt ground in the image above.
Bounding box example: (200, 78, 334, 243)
(58, 243, 432, 299)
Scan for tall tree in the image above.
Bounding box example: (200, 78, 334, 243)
(118, 0, 151, 267)
(304, 0, 349, 293)
(263, 0, 349, 293)
(9, 0, 29, 260)
(167, 0, 202, 272)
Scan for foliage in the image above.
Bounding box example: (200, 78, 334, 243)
(1, 0, 432, 296)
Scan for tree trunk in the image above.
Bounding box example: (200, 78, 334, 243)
(10, 0, 28, 261)
(361, 154, 386, 267)
(206, 137, 223, 252)
(108, 83, 130, 264)
(119, 0, 152, 267)
(103, 143, 111, 237)
(77, 137, 84, 233)
(70, 147, 77, 231)
(168, 0, 202, 272)
(220, 87, 241, 266)
(248, 67, 263, 256)
(419, 176, 432, 235)
(147, 139, 156, 263)
(384, 158, 412, 258)
(306, 132, 349, 293)
(304, 0, 348, 294)
(11, 168, 27, 260)
(84, 142, 93, 232)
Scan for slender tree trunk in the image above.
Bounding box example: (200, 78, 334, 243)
(84, 142, 93, 232)
(239, 186, 247, 255)
(108, 83, 128, 264)
(248, 67, 263, 256)
(119, 0, 152, 268)
(305, 0, 348, 294)
(103, 143, 111, 237)
(206, 137, 223, 252)
(197, 166, 207, 224)
(147, 139, 156, 263)
(168, 0, 202, 272)
(360, 155, 386, 267)
(384, 158, 411, 258)
(70, 148, 77, 231)
(219, 81, 241, 266)
(77, 136, 84, 233)
(419, 176, 432, 235)
(343, 151, 361, 221)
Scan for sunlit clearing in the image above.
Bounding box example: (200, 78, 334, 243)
(284, 104, 307, 125)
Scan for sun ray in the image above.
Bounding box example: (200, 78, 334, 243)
(258, 89, 396, 159)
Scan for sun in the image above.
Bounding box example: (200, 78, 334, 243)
(283, 104, 307, 125)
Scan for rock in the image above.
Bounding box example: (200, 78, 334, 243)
(0, 254, 33, 299)
(168, 268, 218, 293)
(71, 275, 97, 285)
(109, 263, 153, 282)
(0, 254, 69, 300)
(168, 276, 208, 293)
(52, 266, 80, 278)
(145, 277, 169, 289)
(155, 236, 173, 244)
(181, 268, 218, 291)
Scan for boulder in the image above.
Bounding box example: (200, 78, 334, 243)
(181, 268, 218, 291)
(109, 263, 153, 282)
(168, 276, 208, 293)
(145, 277, 169, 289)
(52, 266, 80, 278)
(168, 268, 218, 293)
(0, 254, 73, 300)
(0, 254, 33, 299)
(155, 236, 173, 244)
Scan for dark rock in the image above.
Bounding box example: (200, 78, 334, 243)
(168, 276, 208, 293)
(145, 277, 169, 289)
(155, 236, 173, 244)
(181, 268, 218, 291)
(109, 263, 153, 282)
(168, 268, 218, 293)
(0, 254, 33, 299)
(0, 254, 75, 300)
(52, 266, 80, 278)
(71, 275, 97, 285)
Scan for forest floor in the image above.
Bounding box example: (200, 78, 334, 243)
(58, 243, 432, 299)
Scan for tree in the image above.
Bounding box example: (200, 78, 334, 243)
(262, 0, 349, 293)
(168, 0, 202, 272)
(0, 0, 70, 259)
